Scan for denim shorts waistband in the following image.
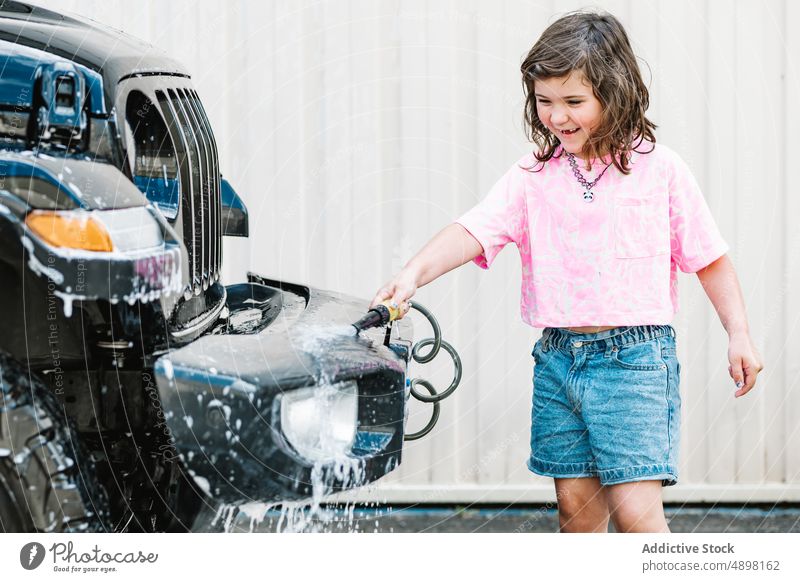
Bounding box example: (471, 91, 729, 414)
(542, 325, 676, 352)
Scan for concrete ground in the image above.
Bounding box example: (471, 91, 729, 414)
(361, 505, 800, 533)
(202, 504, 800, 533)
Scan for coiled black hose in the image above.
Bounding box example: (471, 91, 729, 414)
(403, 302, 463, 441)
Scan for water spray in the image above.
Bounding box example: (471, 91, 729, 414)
(351, 300, 462, 441)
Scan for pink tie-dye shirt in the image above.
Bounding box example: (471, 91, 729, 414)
(455, 142, 728, 328)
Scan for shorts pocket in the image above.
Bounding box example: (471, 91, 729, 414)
(614, 193, 670, 259)
(662, 350, 682, 387)
(609, 341, 668, 371)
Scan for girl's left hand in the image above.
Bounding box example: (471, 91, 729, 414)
(727, 332, 764, 398)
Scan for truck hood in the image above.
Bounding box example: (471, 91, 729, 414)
(0, 1, 188, 113)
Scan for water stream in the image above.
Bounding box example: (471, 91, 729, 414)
(202, 323, 392, 533)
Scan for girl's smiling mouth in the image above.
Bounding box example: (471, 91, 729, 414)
(560, 128, 579, 135)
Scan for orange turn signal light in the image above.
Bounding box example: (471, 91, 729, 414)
(25, 211, 114, 252)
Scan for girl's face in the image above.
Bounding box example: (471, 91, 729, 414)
(534, 71, 603, 160)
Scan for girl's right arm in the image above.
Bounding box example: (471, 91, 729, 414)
(370, 223, 483, 316)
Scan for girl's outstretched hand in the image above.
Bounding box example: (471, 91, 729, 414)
(727, 332, 764, 398)
(370, 268, 418, 319)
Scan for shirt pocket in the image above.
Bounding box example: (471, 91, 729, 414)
(613, 193, 671, 259)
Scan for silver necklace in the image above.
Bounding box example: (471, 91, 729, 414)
(566, 152, 613, 202)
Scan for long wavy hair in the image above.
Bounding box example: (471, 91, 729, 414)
(521, 10, 656, 174)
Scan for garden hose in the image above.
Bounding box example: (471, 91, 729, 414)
(399, 302, 463, 441)
(351, 300, 463, 440)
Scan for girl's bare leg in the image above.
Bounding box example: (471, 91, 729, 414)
(554, 477, 610, 532)
(605, 480, 670, 533)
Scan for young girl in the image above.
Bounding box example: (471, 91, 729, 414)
(371, 11, 763, 533)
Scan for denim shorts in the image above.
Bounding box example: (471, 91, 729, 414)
(527, 325, 681, 487)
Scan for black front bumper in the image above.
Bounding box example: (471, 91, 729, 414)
(154, 273, 412, 504)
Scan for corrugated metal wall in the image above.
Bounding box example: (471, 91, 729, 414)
(36, 0, 799, 503)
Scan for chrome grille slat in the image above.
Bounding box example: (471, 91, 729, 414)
(156, 89, 197, 295)
(167, 89, 204, 294)
(181, 89, 214, 285)
(155, 84, 222, 301)
(189, 90, 221, 279)
(175, 89, 209, 289)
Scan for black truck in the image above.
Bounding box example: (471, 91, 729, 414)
(0, 1, 423, 532)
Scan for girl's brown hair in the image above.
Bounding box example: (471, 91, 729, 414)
(521, 10, 656, 174)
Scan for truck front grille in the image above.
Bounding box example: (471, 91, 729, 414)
(156, 88, 222, 296)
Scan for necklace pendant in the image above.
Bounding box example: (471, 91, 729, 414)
(583, 191, 594, 202)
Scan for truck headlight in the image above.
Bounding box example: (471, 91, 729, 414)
(25, 207, 164, 253)
(278, 380, 358, 462)
(25, 210, 114, 251)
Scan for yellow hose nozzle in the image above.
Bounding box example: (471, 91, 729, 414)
(383, 300, 401, 322)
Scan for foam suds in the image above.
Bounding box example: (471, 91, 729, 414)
(210, 479, 393, 533)
(201, 322, 393, 533)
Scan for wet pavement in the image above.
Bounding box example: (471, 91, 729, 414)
(206, 504, 800, 533)
(359, 505, 800, 533)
